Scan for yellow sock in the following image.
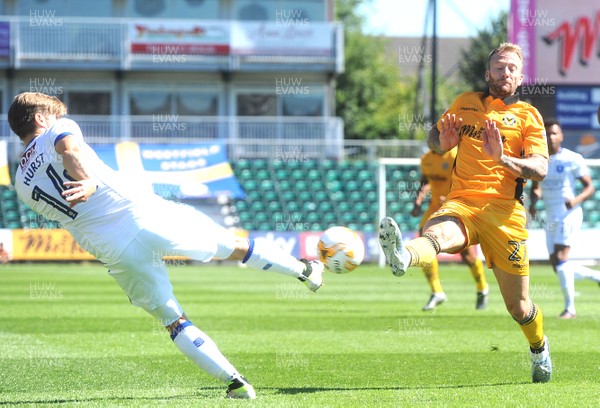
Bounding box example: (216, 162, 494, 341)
(406, 234, 440, 268)
(517, 303, 545, 349)
(423, 258, 443, 293)
(469, 258, 487, 292)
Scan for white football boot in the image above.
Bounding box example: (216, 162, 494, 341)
(422, 293, 447, 311)
(226, 376, 256, 399)
(298, 259, 324, 292)
(531, 336, 552, 383)
(378, 217, 410, 276)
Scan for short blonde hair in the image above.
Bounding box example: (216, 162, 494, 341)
(488, 42, 524, 68)
(8, 92, 67, 139)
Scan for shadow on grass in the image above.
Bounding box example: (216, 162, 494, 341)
(0, 388, 222, 405)
(273, 381, 530, 395)
(0, 382, 532, 405)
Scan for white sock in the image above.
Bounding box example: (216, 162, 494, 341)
(530, 338, 549, 362)
(556, 262, 576, 314)
(171, 321, 239, 383)
(242, 239, 304, 278)
(571, 263, 600, 283)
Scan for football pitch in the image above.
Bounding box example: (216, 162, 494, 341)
(1, 262, 599, 407)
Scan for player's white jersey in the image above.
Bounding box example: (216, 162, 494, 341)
(14, 118, 147, 262)
(541, 148, 589, 217)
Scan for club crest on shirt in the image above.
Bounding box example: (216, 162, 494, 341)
(502, 114, 517, 126)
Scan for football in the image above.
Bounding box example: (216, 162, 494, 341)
(318, 226, 365, 273)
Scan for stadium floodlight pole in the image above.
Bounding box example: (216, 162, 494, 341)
(410, 0, 433, 140)
(430, 0, 438, 123)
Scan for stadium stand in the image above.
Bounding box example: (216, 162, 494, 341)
(230, 159, 422, 233)
(229, 160, 600, 233)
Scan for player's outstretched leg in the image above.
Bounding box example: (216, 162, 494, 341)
(239, 239, 324, 292)
(379, 217, 410, 276)
(298, 259, 324, 292)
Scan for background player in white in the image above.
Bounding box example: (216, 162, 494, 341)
(8, 92, 325, 399)
(529, 118, 599, 319)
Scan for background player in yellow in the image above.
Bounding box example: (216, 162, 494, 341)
(411, 147, 489, 311)
(380, 42, 552, 383)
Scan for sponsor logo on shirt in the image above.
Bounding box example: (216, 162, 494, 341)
(19, 142, 46, 186)
(20, 142, 37, 170)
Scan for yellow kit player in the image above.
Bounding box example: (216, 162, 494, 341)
(380, 42, 552, 383)
(411, 148, 489, 311)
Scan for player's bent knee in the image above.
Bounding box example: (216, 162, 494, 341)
(143, 298, 184, 327)
(505, 301, 529, 321)
(423, 216, 468, 253)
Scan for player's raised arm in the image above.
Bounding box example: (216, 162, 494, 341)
(482, 119, 548, 181)
(55, 134, 98, 207)
(428, 114, 462, 154)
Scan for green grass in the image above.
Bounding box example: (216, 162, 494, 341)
(1, 262, 599, 407)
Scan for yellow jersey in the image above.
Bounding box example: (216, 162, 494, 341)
(437, 92, 548, 202)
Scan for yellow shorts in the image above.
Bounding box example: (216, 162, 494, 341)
(419, 205, 440, 231)
(429, 196, 529, 275)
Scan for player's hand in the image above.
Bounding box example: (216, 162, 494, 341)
(529, 207, 537, 217)
(565, 198, 575, 210)
(62, 179, 98, 208)
(482, 119, 504, 162)
(438, 114, 462, 151)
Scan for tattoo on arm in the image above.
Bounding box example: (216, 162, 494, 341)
(498, 154, 548, 181)
(427, 127, 443, 153)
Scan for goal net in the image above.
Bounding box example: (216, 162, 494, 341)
(377, 157, 421, 267)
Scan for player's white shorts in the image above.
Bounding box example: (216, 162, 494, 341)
(544, 207, 583, 252)
(105, 201, 237, 326)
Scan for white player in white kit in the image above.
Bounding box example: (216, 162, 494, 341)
(8, 92, 325, 399)
(530, 118, 599, 319)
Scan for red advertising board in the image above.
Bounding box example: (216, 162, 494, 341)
(130, 22, 230, 55)
(510, 0, 600, 84)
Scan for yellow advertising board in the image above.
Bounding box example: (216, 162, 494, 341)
(7, 228, 249, 262)
(11, 229, 96, 261)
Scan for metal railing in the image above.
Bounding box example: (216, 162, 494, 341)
(0, 114, 425, 163)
